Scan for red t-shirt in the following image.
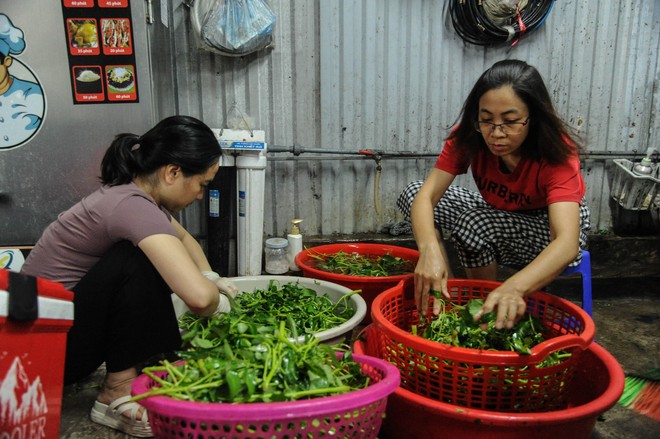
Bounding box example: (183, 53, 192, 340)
(434, 137, 585, 210)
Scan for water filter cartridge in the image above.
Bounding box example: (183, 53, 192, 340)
(287, 219, 303, 271)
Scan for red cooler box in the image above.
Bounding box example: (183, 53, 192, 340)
(0, 269, 74, 438)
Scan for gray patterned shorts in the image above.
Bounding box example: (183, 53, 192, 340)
(397, 182, 591, 268)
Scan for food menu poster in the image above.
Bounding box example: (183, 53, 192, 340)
(61, 0, 139, 104)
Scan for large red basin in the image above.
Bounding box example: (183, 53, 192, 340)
(354, 329, 624, 439)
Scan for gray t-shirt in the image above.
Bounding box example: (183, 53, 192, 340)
(22, 182, 176, 289)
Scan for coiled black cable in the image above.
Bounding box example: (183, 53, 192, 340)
(449, 0, 555, 47)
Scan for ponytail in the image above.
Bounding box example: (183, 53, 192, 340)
(99, 133, 140, 185)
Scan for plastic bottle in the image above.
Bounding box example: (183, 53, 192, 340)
(264, 237, 289, 274)
(287, 219, 303, 272)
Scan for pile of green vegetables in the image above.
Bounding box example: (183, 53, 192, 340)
(308, 250, 415, 277)
(414, 297, 570, 367)
(134, 281, 369, 403)
(222, 280, 359, 338)
(399, 296, 574, 411)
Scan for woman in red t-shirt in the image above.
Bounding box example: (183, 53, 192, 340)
(397, 59, 590, 329)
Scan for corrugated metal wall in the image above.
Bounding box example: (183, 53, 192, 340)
(149, 0, 660, 239)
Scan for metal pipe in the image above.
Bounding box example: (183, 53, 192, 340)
(267, 145, 426, 157)
(266, 145, 654, 161)
(266, 155, 436, 162)
(580, 151, 656, 160)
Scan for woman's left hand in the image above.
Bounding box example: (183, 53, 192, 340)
(202, 271, 239, 298)
(473, 285, 526, 329)
(216, 277, 239, 298)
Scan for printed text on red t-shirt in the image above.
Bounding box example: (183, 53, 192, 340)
(474, 176, 532, 207)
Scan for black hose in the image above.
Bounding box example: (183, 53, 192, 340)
(449, 0, 555, 47)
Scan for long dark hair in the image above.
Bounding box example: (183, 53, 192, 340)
(448, 59, 581, 164)
(100, 115, 220, 186)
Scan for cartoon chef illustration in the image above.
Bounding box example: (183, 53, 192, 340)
(0, 13, 45, 150)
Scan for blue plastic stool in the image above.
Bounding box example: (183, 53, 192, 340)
(559, 249, 593, 316)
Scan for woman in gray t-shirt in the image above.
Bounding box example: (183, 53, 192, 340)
(22, 115, 236, 437)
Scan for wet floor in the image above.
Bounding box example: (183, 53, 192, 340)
(58, 274, 659, 438)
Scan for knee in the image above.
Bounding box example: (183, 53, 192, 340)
(454, 208, 488, 230)
(105, 240, 139, 258)
(103, 241, 156, 278)
(397, 180, 424, 215)
(450, 208, 498, 246)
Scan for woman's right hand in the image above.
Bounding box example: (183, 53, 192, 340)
(139, 234, 223, 316)
(414, 244, 449, 316)
(215, 292, 231, 314)
(408, 168, 456, 317)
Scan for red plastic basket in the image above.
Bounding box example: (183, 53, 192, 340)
(295, 243, 418, 324)
(131, 353, 400, 438)
(354, 326, 624, 439)
(370, 278, 595, 413)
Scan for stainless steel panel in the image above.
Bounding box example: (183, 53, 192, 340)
(0, 0, 155, 245)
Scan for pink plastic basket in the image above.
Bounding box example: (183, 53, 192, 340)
(131, 353, 400, 438)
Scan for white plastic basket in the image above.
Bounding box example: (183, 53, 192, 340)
(172, 275, 367, 346)
(609, 159, 660, 210)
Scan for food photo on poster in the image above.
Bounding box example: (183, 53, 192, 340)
(104, 64, 137, 102)
(66, 18, 100, 55)
(101, 18, 132, 55)
(73, 65, 104, 101)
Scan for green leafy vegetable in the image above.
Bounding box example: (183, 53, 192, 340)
(414, 298, 570, 366)
(134, 281, 369, 403)
(400, 298, 575, 411)
(308, 250, 414, 277)
(179, 281, 359, 351)
(135, 321, 369, 403)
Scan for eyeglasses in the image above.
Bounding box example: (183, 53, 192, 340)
(474, 118, 529, 135)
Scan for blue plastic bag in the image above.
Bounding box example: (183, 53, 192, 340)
(201, 0, 276, 56)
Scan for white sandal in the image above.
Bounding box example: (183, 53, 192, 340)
(90, 395, 153, 437)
